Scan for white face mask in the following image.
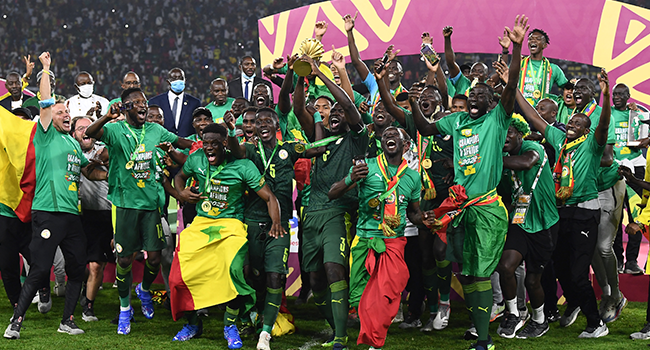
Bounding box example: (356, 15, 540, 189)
(77, 84, 94, 98)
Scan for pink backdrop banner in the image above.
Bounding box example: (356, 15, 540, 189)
(259, 0, 650, 107)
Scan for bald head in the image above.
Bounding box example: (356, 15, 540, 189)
(121, 72, 141, 90)
(210, 78, 229, 106)
(536, 98, 558, 124)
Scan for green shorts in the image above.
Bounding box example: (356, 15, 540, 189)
(446, 199, 508, 278)
(302, 208, 349, 272)
(246, 220, 290, 275)
(113, 207, 166, 257)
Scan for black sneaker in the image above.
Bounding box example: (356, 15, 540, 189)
(497, 313, 524, 339)
(464, 323, 478, 340)
(57, 317, 85, 335)
(559, 305, 581, 327)
(399, 312, 422, 329)
(82, 302, 98, 322)
(546, 308, 561, 323)
(3, 320, 21, 339)
(516, 320, 549, 338)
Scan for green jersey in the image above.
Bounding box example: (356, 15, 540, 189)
(502, 140, 559, 232)
(108, 97, 121, 109)
(305, 128, 370, 213)
(520, 58, 568, 106)
(32, 121, 89, 214)
(244, 140, 303, 223)
(436, 102, 511, 197)
(182, 151, 264, 221)
(205, 98, 235, 124)
(100, 121, 178, 210)
(0, 203, 18, 218)
(555, 98, 574, 125)
(449, 73, 472, 96)
(275, 105, 308, 143)
(545, 125, 604, 205)
(180, 134, 202, 156)
(611, 109, 642, 161)
(354, 157, 420, 239)
(586, 105, 620, 191)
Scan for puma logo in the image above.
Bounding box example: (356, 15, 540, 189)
(478, 306, 489, 313)
(197, 168, 205, 175)
(268, 302, 280, 308)
(581, 231, 589, 238)
(331, 299, 343, 304)
(116, 276, 125, 282)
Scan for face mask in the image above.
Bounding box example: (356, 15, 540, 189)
(78, 84, 94, 98)
(170, 80, 185, 93)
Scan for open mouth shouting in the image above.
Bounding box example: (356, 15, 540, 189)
(469, 101, 480, 116)
(329, 115, 341, 131)
(255, 96, 266, 107)
(385, 138, 397, 152)
(205, 149, 218, 164)
(573, 91, 583, 107)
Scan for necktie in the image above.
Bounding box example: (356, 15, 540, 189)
(244, 80, 250, 100)
(172, 96, 179, 129)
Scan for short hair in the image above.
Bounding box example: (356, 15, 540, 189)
(571, 113, 592, 128)
(613, 83, 630, 95)
(76, 71, 92, 81)
(256, 107, 279, 122)
(5, 71, 20, 79)
(148, 104, 164, 117)
(459, 64, 471, 72)
(202, 123, 227, 138)
(471, 62, 489, 73)
(239, 56, 256, 65)
(563, 80, 575, 90)
(315, 95, 334, 106)
(389, 59, 403, 73)
(211, 78, 227, 86)
(473, 82, 495, 100)
(121, 87, 144, 102)
(192, 107, 212, 120)
(576, 78, 596, 95)
(234, 97, 250, 106)
(70, 116, 93, 136)
(242, 106, 259, 115)
(253, 83, 273, 103)
(395, 92, 409, 102)
(422, 85, 442, 97)
(530, 28, 550, 44)
(384, 126, 405, 141)
(12, 107, 33, 120)
(37, 69, 56, 82)
(452, 94, 468, 102)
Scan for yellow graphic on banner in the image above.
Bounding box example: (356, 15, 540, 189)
(593, 1, 650, 106)
(350, 0, 410, 42)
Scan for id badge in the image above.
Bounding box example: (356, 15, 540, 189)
(511, 194, 531, 225)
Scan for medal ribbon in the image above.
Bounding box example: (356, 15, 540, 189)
(519, 57, 553, 100)
(203, 157, 227, 207)
(418, 134, 436, 200)
(258, 140, 280, 174)
(376, 153, 410, 237)
(553, 135, 587, 203)
(299, 134, 343, 150)
(123, 121, 146, 165)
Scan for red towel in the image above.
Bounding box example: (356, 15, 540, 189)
(357, 237, 409, 348)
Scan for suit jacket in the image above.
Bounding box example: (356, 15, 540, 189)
(149, 92, 201, 137)
(227, 76, 272, 101)
(0, 94, 30, 112)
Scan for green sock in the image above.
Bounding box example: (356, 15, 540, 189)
(436, 260, 452, 302)
(422, 268, 439, 313)
(141, 260, 160, 291)
(330, 280, 349, 341)
(224, 306, 239, 326)
(116, 264, 133, 308)
(262, 287, 283, 333)
(474, 280, 493, 342)
(186, 310, 198, 325)
(313, 288, 335, 329)
(462, 282, 478, 324)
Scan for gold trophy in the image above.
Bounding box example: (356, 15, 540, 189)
(293, 38, 325, 77)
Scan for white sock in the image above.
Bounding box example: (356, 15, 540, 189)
(532, 304, 544, 324)
(120, 305, 131, 312)
(506, 298, 519, 317)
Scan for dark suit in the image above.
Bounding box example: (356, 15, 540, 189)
(148, 92, 201, 137)
(0, 94, 29, 112)
(227, 75, 272, 102)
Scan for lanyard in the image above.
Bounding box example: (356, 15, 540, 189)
(124, 121, 146, 163)
(377, 154, 409, 201)
(511, 152, 548, 196)
(296, 134, 343, 152)
(204, 158, 226, 195)
(258, 140, 279, 173)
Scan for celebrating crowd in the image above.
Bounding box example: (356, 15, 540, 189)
(2, 9, 650, 350)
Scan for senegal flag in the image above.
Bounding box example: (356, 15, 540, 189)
(0, 106, 36, 222)
(169, 216, 255, 321)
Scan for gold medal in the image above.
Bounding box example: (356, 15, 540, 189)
(294, 143, 306, 153)
(533, 90, 541, 99)
(422, 159, 432, 169)
(368, 198, 380, 208)
(201, 201, 212, 212)
(125, 160, 134, 170)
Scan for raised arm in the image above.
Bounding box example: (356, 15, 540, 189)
(314, 21, 328, 42)
(374, 59, 406, 125)
(86, 100, 121, 140)
(595, 69, 611, 146)
(293, 77, 315, 139)
(331, 46, 355, 103)
(344, 12, 370, 81)
(503, 151, 540, 171)
(443, 26, 460, 79)
(408, 84, 439, 136)
(224, 110, 246, 158)
(37, 52, 52, 130)
(277, 55, 296, 114)
(501, 15, 528, 115)
(302, 55, 364, 132)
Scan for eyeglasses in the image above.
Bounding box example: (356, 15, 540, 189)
(123, 81, 140, 86)
(75, 125, 88, 132)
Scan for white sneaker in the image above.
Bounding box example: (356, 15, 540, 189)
(38, 289, 52, 314)
(257, 330, 271, 350)
(578, 321, 609, 338)
(433, 302, 450, 330)
(490, 301, 505, 322)
(420, 313, 437, 332)
(392, 303, 404, 323)
(631, 322, 650, 340)
(53, 283, 66, 297)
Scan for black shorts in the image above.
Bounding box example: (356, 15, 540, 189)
(81, 209, 115, 263)
(504, 223, 559, 274)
